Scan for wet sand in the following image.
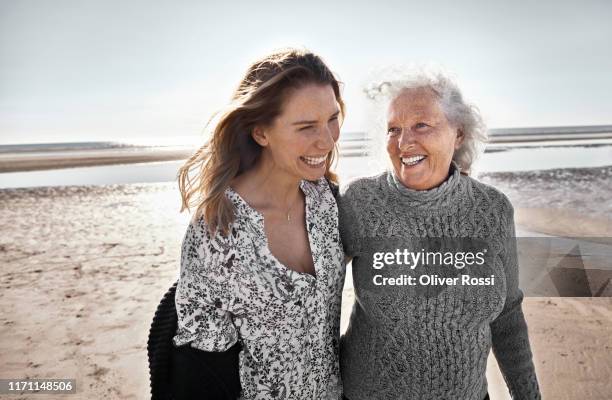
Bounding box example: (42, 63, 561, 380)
(1, 166, 611, 399)
(479, 166, 612, 237)
(0, 147, 194, 173)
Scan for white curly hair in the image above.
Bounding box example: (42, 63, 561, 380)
(363, 66, 488, 174)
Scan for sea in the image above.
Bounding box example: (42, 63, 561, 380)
(1, 128, 611, 189)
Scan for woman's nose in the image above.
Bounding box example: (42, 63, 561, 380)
(398, 128, 416, 149)
(316, 126, 336, 150)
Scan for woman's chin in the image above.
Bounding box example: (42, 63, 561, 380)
(398, 162, 446, 191)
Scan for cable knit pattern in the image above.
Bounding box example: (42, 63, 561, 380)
(338, 164, 541, 400)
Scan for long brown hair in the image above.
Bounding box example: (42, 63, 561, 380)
(177, 48, 345, 234)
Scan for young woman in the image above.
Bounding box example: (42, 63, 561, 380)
(171, 49, 346, 400)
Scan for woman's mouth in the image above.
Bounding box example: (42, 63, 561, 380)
(300, 155, 327, 168)
(401, 155, 426, 167)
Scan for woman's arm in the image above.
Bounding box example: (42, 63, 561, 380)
(327, 179, 352, 265)
(337, 186, 364, 258)
(490, 201, 542, 399)
(173, 217, 242, 399)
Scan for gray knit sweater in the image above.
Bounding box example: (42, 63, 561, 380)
(338, 165, 541, 400)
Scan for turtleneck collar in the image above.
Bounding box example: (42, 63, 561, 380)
(387, 161, 462, 202)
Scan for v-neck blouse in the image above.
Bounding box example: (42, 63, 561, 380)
(173, 177, 346, 400)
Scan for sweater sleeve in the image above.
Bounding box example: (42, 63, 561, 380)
(337, 185, 364, 258)
(490, 200, 542, 399)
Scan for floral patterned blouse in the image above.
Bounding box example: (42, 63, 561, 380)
(172, 178, 345, 400)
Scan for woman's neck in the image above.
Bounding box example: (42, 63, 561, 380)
(231, 157, 302, 211)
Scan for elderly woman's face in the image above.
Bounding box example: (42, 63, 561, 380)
(386, 88, 463, 190)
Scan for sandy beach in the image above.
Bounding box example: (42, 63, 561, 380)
(1, 166, 611, 399)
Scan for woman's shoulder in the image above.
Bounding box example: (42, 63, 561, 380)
(183, 215, 215, 253)
(301, 178, 342, 223)
(464, 175, 514, 215)
(302, 177, 343, 207)
(302, 177, 334, 196)
(187, 212, 232, 239)
(339, 171, 389, 200)
(183, 213, 242, 264)
(185, 214, 209, 242)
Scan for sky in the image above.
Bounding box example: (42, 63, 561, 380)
(1, 0, 611, 145)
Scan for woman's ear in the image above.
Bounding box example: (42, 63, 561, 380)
(251, 126, 269, 147)
(454, 128, 465, 149)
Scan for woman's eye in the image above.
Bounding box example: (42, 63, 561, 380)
(298, 125, 315, 132)
(328, 116, 338, 124)
(387, 127, 401, 136)
(415, 122, 430, 130)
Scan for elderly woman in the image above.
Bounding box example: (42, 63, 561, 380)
(338, 70, 541, 400)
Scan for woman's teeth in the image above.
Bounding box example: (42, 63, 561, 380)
(401, 155, 426, 166)
(301, 155, 327, 166)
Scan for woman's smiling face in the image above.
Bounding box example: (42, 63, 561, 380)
(386, 87, 464, 190)
(254, 83, 341, 182)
